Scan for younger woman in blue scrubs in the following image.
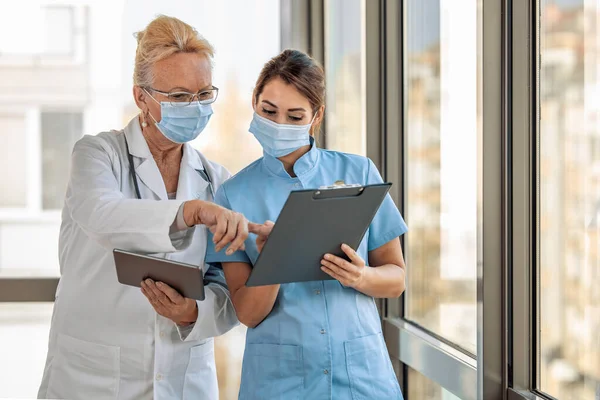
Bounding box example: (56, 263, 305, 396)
(206, 49, 407, 400)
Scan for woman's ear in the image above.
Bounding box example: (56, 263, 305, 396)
(309, 106, 326, 138)
(133, 86, 148, 113)
(314, 105, 325, 125)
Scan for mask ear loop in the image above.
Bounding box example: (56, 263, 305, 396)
(308, 110, 319, 137)
(310, 109, 319, 124)
(142, 88, 161, 126)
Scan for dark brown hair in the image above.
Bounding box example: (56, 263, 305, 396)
(253, 49, 325, 135)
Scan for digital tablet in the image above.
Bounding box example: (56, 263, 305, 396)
(113, 249, 205, 300)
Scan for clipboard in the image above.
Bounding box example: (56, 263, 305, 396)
(113, 249, 205, 300)
(246, 182, 392, 287)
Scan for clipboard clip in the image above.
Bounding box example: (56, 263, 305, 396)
(318, 180, 362, 190)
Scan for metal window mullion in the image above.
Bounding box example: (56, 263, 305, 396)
(510, 0, 536, 394)
(309, 0, 325, 66)
(364, 0, 383, 167)
(280, 0, 310, 53)
(480, 0, 506, 399)
(382, 0, 403, 216)
(379, 0, 406, 389)
(309, 0, 325, 147)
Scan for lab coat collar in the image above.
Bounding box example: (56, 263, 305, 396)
(262, 137, 320, 180)
(124, 116, 152, 158)
(181, 141, 205, 172)
(123, 115, 208, 200)
(178, 143, 211, 201)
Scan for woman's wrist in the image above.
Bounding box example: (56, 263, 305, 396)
(182, 200, 203, 227)
(351, 264, 371, 292)
(176, 301, 198, 326)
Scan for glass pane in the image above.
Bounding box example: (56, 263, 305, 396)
(0, 223, 60, 277)
(0, 303, 53, 399)
(0, 4, 44, 55)
(407, 367, 463, 400)
(539, 1, 600, 399)
(0, 5, 76, 58)
(41, 111, 83, 210)
(324, 0, 366, 155)
(404, 0, 480, 353)
(43, 7, 74, 55)
(0, 113, 27, 207)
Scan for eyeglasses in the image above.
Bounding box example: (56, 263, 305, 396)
(144, 86, 219, 106)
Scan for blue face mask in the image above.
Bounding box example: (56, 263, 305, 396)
(249, 112, 314, 158)
(145, 89, 213, 143)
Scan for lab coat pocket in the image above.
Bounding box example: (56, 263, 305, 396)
(345, 333, 403, 400)
(239, 343, 304, 400)
(183, 340, 217, 400)
(46, 333, 120, 400)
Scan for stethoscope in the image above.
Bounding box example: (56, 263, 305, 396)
(124, 136, 214, 200)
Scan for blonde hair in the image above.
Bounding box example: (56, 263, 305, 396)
(133, 15, 214, 87)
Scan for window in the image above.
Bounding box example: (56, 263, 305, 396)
(404, 0, 479, 354)
(43, 7, 75, 55)
(0, 114, 28, 208)
(0, 110, 80, 278)
(324, 0, 366, 155)
(41, 111, 83, 210)
(0, 4, 82, 63)
(538, 0, 600, 399)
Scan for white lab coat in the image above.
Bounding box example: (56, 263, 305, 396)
(37, 116, 238, 400)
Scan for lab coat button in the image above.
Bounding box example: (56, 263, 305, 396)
(159, 331, 165, 338)
(324, 369, 329, 375)
(156, 373, 163, 381)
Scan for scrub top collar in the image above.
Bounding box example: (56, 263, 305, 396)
(262, 136, 321, 180)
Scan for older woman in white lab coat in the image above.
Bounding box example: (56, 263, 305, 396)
(37, 15, 252, 400)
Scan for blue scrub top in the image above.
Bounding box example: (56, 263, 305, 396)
(206, 142, 407, 400)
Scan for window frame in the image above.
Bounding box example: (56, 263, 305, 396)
(508, 0, 540, 398)
(389, 0, 503, 398)
(0, 107, 70, 300)
(314, 0, 500, 398)
(0, 4, 87, 67)
(508, 0, 587, 399)
(0, 3, 86, 303)
(0, 108, 81, 218)
(0, 109, 40, 214)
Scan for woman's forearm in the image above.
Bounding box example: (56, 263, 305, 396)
(231, 284, 280, 328)
(354, 264, 405, 298)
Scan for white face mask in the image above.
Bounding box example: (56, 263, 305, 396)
(249, 112, 315, 158)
